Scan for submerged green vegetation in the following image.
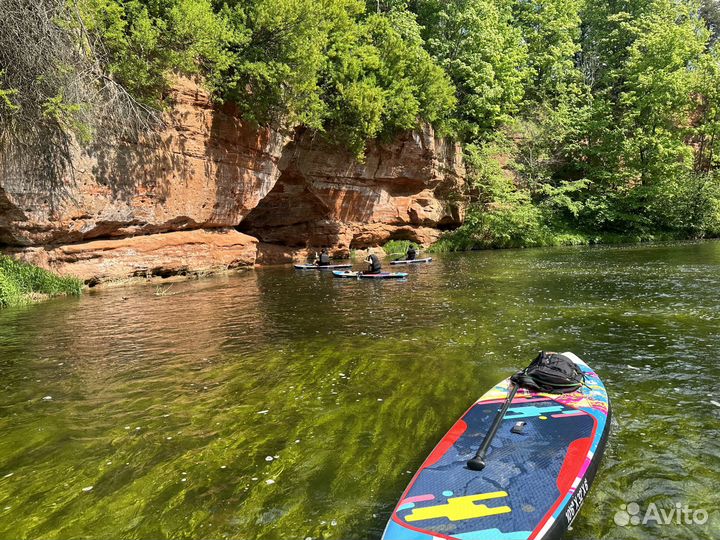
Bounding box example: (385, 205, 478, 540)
(0, 256, 83, 308)
(3, 0, 720, 246)
(1, 242, 719, 538)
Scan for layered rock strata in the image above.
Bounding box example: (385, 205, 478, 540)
(0, 79, 465, 283)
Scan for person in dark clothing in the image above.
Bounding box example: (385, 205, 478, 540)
(364, 253, 382, 274)
(317, 248, 331, 266)
(406, 244, 417, 261)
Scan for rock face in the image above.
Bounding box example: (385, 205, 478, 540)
(9, 229, 257, 284)
(240, 125, 465, 254)
(0, 79, 291, 247)
(0, 78, 465, 283)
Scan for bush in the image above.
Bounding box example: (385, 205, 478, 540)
(431, 200, 545, 251)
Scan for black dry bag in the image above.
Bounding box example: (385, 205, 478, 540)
(511, 351, 584, 394)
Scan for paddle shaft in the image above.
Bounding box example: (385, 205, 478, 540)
(467, 381, 519, 471)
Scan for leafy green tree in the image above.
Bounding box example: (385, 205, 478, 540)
(693, 45, 720, 173)
(323, 9, 455, 154)
(214, 1, 454, 154)
(576, 0, 711, 231)
(365, 0, 410, 12)
(79, 0, 235, 107)
(215, 0, 354, 128)
(512, 0, 585, 104)
(414, 0, 529, 141)
(700, 0, 720, 44)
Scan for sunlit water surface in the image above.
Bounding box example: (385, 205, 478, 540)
(1, 242, 719, 539)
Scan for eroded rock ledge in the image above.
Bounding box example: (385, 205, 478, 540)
(0, 78, 465, 283)
(7, 229, 258, 284)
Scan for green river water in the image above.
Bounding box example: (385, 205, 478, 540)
(1, 241, 719, 539)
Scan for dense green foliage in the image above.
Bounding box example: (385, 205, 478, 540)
(435, 0, 720, 249)
(76, 0, 455, 155)
(382, 239, 420, 257)
(414, 0, 528, 139)
(78, 0, 236, 108)
(4, 0, 720, 245)
(0, 256, 83, 309)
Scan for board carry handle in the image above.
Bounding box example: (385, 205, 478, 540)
(467, 381, 519, 471)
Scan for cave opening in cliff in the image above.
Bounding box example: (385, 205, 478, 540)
(237, 167, 334, 248)
(436, 215, 460, 231)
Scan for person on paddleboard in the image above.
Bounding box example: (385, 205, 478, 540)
(405, 244, 417, 261)
(365, 253, 382, 274)
(315, 248, 330, 266)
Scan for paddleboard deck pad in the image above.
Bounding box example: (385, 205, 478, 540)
(382, 352, 610, 540)
(332, 271, 408, 279)
(294, 264, 352, 270)
(390, 258, 433, 265)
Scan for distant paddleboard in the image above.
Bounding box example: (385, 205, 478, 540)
(382, 352, 611, 540)
(390, 257, 433, 265)
(294, 264, 352, 270)
(332, 271, 408, 279)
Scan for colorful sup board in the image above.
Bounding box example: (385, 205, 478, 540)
(294, 264, 352, 270)
(332, 271, 408, 279)
(390, 257, 433, 265)
(382, 352, 610, 540)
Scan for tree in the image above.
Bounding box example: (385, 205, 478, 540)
(581, 0, 709, 230)
(700, 0, 720, 44)
(215, 0, 355, 128)
(323, 9, 455, 154)
(512, 0, 585, 104)
(365, 0, 410, 12)
(0, 0, 163, 208)
(414, 0, 529, 142)
(80, 0, 238, 108)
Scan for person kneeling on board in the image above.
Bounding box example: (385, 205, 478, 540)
(315, 248, 331, 267)
(405, 244, 417, 261)
(365, 253, 382, 274)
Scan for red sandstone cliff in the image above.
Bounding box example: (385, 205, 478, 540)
(0, 79, 465, 283)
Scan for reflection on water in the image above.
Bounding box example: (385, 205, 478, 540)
(1, 242, 719, 539)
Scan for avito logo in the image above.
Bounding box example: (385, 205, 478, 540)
(614, 501, 709, 527)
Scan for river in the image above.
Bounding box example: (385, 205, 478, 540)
(1, 241, 719, 539)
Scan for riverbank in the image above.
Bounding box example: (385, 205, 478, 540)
(431, 225, 717, 252)
(0, 78, 466, 287)
(0, 255, 82, 308)
(2, 233, 714, 306)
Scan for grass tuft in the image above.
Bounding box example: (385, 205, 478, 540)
(0, 255, 83, 308)
(382, 240, 420, 257)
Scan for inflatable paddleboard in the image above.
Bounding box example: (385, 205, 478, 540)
(294, 264, 352, 270)
(382, 352, 610, 540)
(390, 257, 433, 265)
(332, 271, 408, 279)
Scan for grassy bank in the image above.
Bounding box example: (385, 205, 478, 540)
(430, 226, 707, 253)
(382, 240, 421, 257)
(0, 255, 83, 308)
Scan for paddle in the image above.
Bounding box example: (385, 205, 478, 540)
(466, 352, 584, 471)
(466, 381, 519, 471)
